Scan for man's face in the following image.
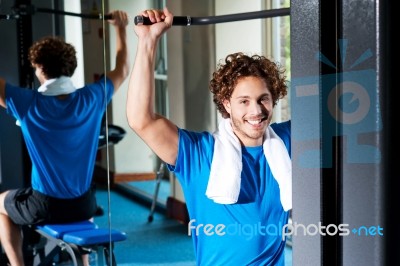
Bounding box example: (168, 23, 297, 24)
(223, 76, 274, 146)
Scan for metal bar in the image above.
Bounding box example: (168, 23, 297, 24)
(3, 4, 112, 20)
(36, 7, 112, 20)
(134, 7, 290, 26)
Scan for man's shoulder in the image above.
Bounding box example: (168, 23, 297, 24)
(5, 82, 35, 98)
(177, 128, 215, 152)
(178, 128, 214, 142)
(270, 120, 291, 141)
(271, 120, 290, 132)
(78, 77, 114, 94)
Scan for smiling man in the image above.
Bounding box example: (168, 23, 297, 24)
(127, 7, 291, 265)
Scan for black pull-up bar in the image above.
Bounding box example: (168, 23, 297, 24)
(35, 7, 112, 20)
(134, 7, 290, 26)
(1, 4, 112, 20)
(3, 6, 290, 24)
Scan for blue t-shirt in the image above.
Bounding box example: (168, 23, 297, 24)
(5, 77, 114, 198)
(169, 121, 291, 266)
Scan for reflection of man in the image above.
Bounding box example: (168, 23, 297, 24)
(0, 10, 129, 266)
(127, 8, 291, 265)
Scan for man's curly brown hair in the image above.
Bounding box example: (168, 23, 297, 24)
(209, 52, 288, 119)
(28, 36, 77, 79)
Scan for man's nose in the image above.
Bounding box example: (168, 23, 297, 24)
(248, 101, 263, 114)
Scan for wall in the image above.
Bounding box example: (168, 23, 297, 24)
(215, 0, 267, 62)
(64, 1, 84, 88)
(107, 0, 154, 174)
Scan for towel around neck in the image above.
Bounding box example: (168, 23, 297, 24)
(37, 76, 77, 96)
(205, 118, 292, 211)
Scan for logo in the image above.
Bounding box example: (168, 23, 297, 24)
(188, 219, 384, 241)
(291, 39, 382, 168)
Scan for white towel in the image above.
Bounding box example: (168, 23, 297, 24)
(206, 118, 243, 204)
(263, 123, 292, 211)
(37, 76, 77, 96)
(206, 118, 292, 211)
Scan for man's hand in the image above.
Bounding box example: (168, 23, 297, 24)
(133, 7, 173, 40)
(107, 10, 129, 28)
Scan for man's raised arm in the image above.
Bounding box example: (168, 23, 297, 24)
(126, 7, 179, 166)
(106, 10, 130, 93)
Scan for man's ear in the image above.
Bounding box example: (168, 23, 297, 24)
(223, 99, 231, 114)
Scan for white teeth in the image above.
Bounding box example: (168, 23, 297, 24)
(248, 120, 261, 125)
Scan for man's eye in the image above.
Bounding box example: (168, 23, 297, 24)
(261, 97, 270, 102)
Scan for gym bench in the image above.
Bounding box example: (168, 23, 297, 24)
(33, 220, 126, 266)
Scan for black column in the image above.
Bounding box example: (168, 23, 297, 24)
(320, 0, 343, 264)
(15, 0, 34, 88)
(381, 0, 398, 265)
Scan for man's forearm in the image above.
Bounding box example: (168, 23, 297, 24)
(115, 27, 129, 78)
(107, 26, 129, 91)
(126, 38, 157, 130)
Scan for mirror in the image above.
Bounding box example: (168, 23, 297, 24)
(0, 0, 127, 264)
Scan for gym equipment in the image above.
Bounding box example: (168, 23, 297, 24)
(1, 4, 112, 21)
(33, 220, 126, 266)
(148, 163, 165, 223)
(98, 124, 126, 150)
(134, 8, 290, 26)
